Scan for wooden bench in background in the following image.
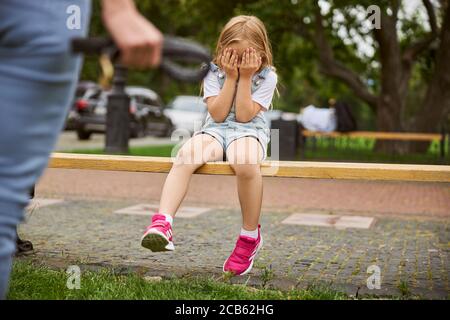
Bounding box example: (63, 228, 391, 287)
(49, 153, 450, 183)
(300, 130, 449, 159)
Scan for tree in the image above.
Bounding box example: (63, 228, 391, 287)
(414, 1, 450, 151)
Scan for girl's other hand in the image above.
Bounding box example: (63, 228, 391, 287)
(239, 47, 261, 79)
(221, 48, 239, 81)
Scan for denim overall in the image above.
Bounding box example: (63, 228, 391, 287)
(195, 62, 272, 161)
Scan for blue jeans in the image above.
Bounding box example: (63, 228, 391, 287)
(0, 0, 90, 299)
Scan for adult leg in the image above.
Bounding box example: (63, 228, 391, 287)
(226, 137, 264, 230)
(158, 133, 224, 216)
(0, 0, 90, 298)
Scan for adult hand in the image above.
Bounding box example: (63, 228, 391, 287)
(220, 48, 239, 81)
(102, 0, 163, 69)
(239, 47, 261, 79)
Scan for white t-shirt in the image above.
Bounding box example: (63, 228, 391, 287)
(297, 105, 337, 132)
(202, 68, 277, 112)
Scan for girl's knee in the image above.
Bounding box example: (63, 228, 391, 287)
(230, 163, 261, 179)
(226, 137, 264, 165)
(171, 160, 195, 171)
(173, 149, 199, 170)
(174, 134, 223, 167)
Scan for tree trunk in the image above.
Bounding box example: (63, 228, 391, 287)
(375, 94, 410, 154)
(411, 2, 450, 153)
(373, 11, 409, 154)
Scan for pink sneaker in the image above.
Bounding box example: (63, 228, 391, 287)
(223, 225, 263, 276)
(141, 214, 174, 252)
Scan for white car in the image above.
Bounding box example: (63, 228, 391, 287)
(164, 95, 207, 134)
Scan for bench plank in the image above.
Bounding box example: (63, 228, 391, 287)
(301, 130, 443, 141)
(49, 153, 450, 183)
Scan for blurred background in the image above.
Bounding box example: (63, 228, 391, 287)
(60, 0, 450, 164)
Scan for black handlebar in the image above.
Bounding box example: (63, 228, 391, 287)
(71, 37, 115, 55)
(71, 35, 211, 82)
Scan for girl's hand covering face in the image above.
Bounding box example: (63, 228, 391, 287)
(238, 47, 262, 79)
(220, 48, 239, 80)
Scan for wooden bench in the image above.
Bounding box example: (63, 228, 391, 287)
(300, 129, 448, 158)
(301, 130, 443, 141)
(49, 153, 450, 183)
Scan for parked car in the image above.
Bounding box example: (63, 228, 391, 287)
(74, 86, 174, 140)
(65, 81, 100, 130)
(164, 95, 207, 134)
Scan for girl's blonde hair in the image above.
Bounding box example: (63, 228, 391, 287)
(213, 15, 274, 71)
(201, 15, 278, 109)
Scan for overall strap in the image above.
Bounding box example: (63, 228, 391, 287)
(252, 66, 271, 92)
(209, 62, 226, 88)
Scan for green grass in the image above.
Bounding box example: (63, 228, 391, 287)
(299, 137, 449, 165)
(66, 144, 177, 157)
(397, 280, 412, 298)
(8, 260, 349, 300)
(64, 137, 449, 165)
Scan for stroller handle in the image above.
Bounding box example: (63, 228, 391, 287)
(71, 35, 211, 82)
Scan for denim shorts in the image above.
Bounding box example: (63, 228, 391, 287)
(193, 111, 271, 161)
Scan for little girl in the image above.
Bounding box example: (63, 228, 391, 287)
(141, 15, 277, 276)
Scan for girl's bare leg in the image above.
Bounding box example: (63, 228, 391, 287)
(226, 137, 264, 230)
(158, 134, 224, 217)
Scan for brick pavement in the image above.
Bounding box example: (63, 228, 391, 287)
(18, 198, 449, 298)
